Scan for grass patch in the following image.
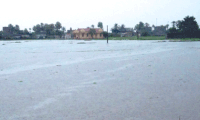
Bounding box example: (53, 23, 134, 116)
(93, 82, 97, 84)
(18, 81, 23, 82)
(103, 36, 166, 40)
(139, 36, 166, 40)
(2, 44, 5, 45)
(77, 42, 86, 44)
(169, 38, 200, 41)
(15, 41, 21, 43)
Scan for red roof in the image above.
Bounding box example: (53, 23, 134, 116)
(77, 28, 102, 32)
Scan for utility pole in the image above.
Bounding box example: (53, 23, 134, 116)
(107, 25, 108, 43)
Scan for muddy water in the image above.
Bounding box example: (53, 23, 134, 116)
(0, 40, 200, 120)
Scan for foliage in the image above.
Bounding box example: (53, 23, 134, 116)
(32, 22, 65, 38)
(0, 31, 2, 39)
(40, 23, 44, 31)
(165, 24, 169, 30)
(111, 23, 120, 34)
(172, 21, 176, 28)
(62, 27, 66, 33)
(141, 31, 150, 36)
(56, 30, 63, 38)
(89, 28, 96, 38)
(121, 24, 125, 30)
(55, 21, 62, 30)
(97, 22, 103, 29)
(134, 22, 144, 31)
(8, 24, 15, 34)
(33, 24, 41, 33)
(104, 36, 165, 40)
(135, 21, 151, 36)
(168, 16, 200, 38)
(145, 23, 150, 27)
(102, 31, 108, 38)
(91, 25, 94, 28)
(24, 28, 29, 35)
(15, 25, 20, 34)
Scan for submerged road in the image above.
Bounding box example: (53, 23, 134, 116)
(0, 40, 200, 120)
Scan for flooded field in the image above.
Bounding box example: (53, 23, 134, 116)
(0, 40, 200, 120)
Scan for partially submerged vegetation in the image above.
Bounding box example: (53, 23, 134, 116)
(102, 36, 166, 40)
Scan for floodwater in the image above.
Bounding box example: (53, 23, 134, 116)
(0, 40, 200, 120)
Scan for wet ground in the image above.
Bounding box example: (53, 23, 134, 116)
(0, 40, 200, 120)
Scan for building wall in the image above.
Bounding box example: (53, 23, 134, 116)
(74, 32, 104, 39)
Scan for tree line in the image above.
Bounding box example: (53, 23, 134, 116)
(32, 22, 66, 38)
(1, 16, 199, 39)
(0, 21, 106, 39)
(111, 22, 169, 37)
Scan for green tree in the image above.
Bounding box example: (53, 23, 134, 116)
(56, 30, 62, 38)
(19, 30, 24, 35)
(145, 23, 150, 27)
(40, 23, 44, 31)
(62, 27, 66, 33)
(114, 23, 119, 30)
(61, 27, 66, 38)
(24, 28, 29, 35)
(89, 28, 96, 39)
(165, 24, 169, 30)
(102, 31, 108, 38)
(97, 22, 103, 29)
(168, 27, 177, 33)
(8, 24, 15, 34)
(44, 24, 55, 36)
(55, 21, 62, 30)
(172, 21, 176, 28)
(134, 22, 144, 31)
(120, 24, 125, 30)
(141, 31, 150, 36)
(91, 25, 94, 28)
(14, 25, 20, 34)
(111, 23, 120, 34)
(33, 24, 41, 33)
(178, 16, 199, 38)
(0, 31, 3, 39)
(139, 22, 144, 30)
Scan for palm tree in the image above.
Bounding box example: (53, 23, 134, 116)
(145, 23, 150, 27)
(172, 21, 176, 28)
(165, 24, 169, 30)
(114, 23, 118, 30)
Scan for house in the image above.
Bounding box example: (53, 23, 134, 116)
(1, 32, 21, 39)
(65, 33, 72, 39)
(153, 26, 166, 36)
(54, 35, 60, 39)
(73, 28, 104, 39)
(120, 28, 134, 37)
(21, 35, 30, 39)
(13, 34, 21, 39)
(36, 31, 46, 39)
(112, 27, 134, 37)
(3, 27, 11, 33)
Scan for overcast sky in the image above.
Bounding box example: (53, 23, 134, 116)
(1, 0, 200, 31)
